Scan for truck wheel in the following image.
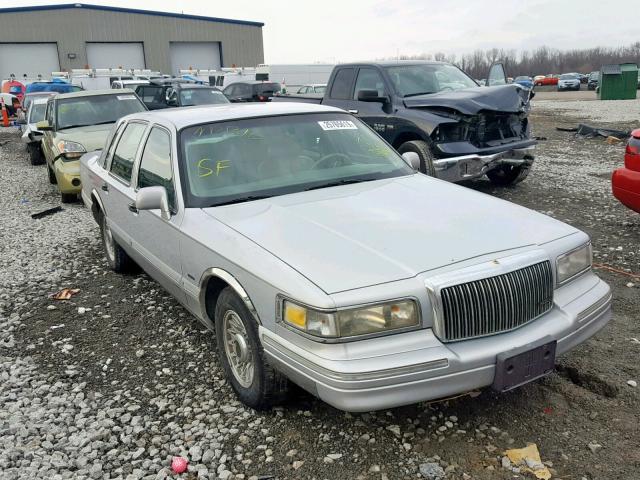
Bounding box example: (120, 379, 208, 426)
(47, 165, 57, 184)
(487, 164, 531, 186)
(398, 140, 436, 177)
(99, 211, 136, 273)
(60, 192, 77, 203)
(215, 287, 289, 410)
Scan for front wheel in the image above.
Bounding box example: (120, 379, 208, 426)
(60, 192, 77, 203)
(215, 287, 289, 410)
(397, 140, 436, 177)
(486, 164, 531, 186)
(99, 211, 136, 273)
(28, 144, 44, 165)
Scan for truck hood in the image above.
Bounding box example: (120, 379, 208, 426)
(203, 174, 577, 294)
(403, 84, 530, 115)
(54, 123, 114, 152)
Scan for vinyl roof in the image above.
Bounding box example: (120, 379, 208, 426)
(0, 3, 264, 27)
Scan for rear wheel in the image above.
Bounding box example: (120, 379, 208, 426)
(99, 211, 136, 273)
(398, 140, 436, 177)
(215, 287, 289, 410)
(487, 163, 531, 186)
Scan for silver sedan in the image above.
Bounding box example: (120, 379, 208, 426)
(80, 103, 611, 412)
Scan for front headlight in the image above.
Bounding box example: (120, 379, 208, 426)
(282, 299, 419, 339)
(556, 243, 592, 285)
(57, 140, 86, 159)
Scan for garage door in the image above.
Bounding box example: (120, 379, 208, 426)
(170, 42, 221, 74)
(0, 43, 60, 80)
(86, 43, 145, 69)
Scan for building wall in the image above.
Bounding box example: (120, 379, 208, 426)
(0, 6, 264, 73)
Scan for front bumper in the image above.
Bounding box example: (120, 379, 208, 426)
(262, 275, 611, 412)
(432, 145, 535, 183)
(53, 158, 82, 194)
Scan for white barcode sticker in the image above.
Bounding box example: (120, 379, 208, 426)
(318, 120, 358, 131)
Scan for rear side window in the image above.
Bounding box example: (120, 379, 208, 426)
(110, 122, 147, 183)
(329, 68, 355, 100)
(137, 127, 175, 209)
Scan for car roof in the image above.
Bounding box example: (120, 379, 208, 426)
(124, 102, 345, 129)
(55, 88, 136, 99)
(230, 81, 281, 85)
(339, 60, 446, 67)
(31, 97, 50, 105)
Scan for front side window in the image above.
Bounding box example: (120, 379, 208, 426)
(179, 88, 229, 106)
(353, 68, 386, 98)
(138, 127, 175, 209)
(179, 113, 414, 207)
(56, 94, 146, 130)
(386, 64, 477, 96)
(110, 122, 147, 183)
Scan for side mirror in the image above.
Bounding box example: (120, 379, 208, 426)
(401, 151, 421, 171)
(36, 120, 52, 131)
(357, 89, 389, 103)
(135, 186, 170, 220)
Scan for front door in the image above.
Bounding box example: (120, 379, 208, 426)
(351, 67, 395, 143)
(128, 125, 184, 301)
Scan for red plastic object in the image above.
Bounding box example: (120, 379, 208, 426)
(171, 456, 188, 474)
(612, 132, 640, 213)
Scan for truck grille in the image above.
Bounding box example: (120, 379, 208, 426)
(439, 261, 554, 342)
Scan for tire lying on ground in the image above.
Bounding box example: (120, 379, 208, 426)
(398, 140, 436, 177)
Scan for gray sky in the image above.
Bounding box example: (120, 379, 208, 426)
(19, 0, 640, 63)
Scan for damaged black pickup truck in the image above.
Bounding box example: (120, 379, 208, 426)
(273, 61, 536, 185)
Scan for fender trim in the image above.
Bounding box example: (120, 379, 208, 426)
(199, 268, 261, 326)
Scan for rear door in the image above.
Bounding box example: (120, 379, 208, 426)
(102, 121, 149, 250)
(129, 125, 184, 300)
(323, 67, 357, 112)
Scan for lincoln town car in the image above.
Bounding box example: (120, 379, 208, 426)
(80, 103, 612, 412)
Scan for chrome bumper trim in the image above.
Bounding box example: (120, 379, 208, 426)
(433, 145, 535, 182)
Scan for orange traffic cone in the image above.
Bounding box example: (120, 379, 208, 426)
(1, 98, 8, 127)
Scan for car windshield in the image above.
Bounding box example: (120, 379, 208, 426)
(179, 88, 229, 106)
(515, 76, 529, 81)
(560, 74, 577, 80)
(254, 83, 281, 95)
(589, 72, 599, 79)
(385, 64, 477, 96)
(29, 103, 47, 123)
(180, 113, 414, 207)
(56, 94, 146, 130)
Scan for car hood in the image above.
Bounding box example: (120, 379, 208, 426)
(202, 174, 577, 294)
(403, 84, 530, 115)
(54, 123, 114, 151)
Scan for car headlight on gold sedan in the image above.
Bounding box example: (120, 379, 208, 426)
(281, 299, 420, 339)
(57, 140, 86, 159)
(556, 243, 592, 285)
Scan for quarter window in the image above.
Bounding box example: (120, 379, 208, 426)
(110, 122, 146, 183)
(102, 123, 124, 169)
(329, 68, 355, 100)
(138, 127, 175, 210)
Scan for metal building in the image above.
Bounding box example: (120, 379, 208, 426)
(0, 3, 264, 79)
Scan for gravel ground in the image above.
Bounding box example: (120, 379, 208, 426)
(532, 97, 640, 123)
(1, 100, 639, 480)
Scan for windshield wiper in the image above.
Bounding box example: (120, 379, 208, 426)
(59, 120, 115, 130)
(403, 91, 436, 98)
(58, 124, 92, 130)
(210, 195, 272, 207)
(305, 178, 376, 191)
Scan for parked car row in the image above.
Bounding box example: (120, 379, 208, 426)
(13, 58, 614, 413)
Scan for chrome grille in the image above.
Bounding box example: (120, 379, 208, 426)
(439, 261, 554, 342)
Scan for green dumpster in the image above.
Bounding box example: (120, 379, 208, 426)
(598, 63, 638, 100)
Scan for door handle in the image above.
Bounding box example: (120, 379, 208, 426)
(101, 183, 109, 192)
(128, 203, 138, 214)
(348, 109, 359, 114)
